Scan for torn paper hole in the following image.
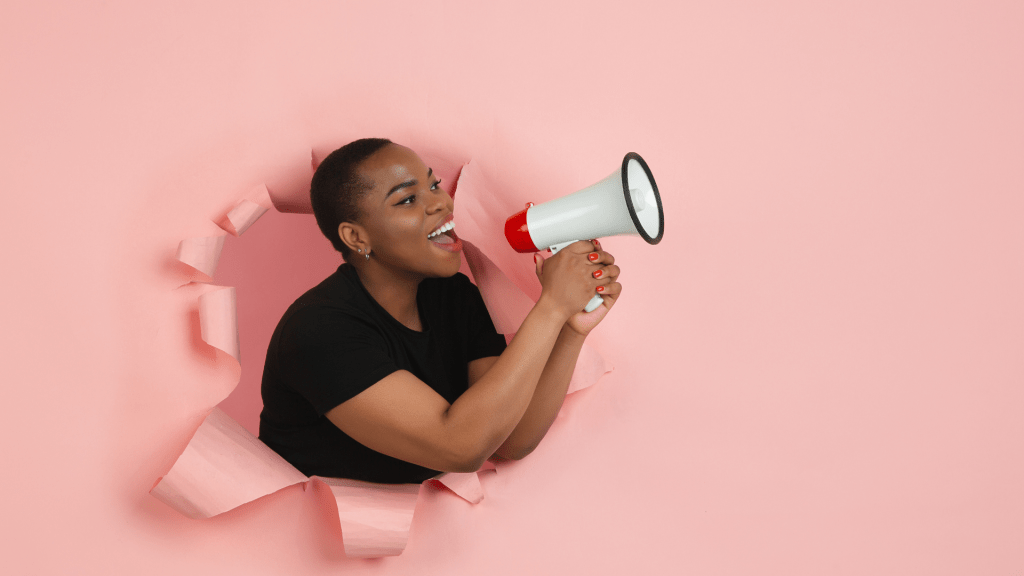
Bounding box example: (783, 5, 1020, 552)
(158, 155, 614, 557)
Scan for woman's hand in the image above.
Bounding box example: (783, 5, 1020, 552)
(534, 240, 621, 337)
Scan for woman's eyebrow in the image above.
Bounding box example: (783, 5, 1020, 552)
(384, 168, 433, 200)
(385, 179, 417, 199)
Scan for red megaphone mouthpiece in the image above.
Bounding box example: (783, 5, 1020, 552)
(504, 205, 539, 253)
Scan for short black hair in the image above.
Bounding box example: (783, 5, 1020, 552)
(310, 138, 393, 260)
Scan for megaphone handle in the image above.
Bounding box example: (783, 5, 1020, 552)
(547, 240, 577, 254)
(548, 240, 605, 313)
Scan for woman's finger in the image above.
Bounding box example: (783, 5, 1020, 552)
(590, 264, 620, 283)
(586, 249, 615, 266)
(596, 282, 622, 307)
(598, 281, 622, 296)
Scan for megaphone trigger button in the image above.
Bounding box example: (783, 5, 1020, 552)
(525, 202, 534, 208)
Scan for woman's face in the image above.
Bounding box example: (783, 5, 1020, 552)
(350, 144, 463, 278)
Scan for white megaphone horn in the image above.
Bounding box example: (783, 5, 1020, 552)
(505, 152, 664, 312)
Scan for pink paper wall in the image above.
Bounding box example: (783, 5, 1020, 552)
(2, 0, 1022, 573)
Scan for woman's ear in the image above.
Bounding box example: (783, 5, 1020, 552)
(338, 222, 368, 254)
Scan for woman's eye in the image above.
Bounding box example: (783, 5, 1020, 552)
(397, 195, 415, 205)
(430, 179, 442, 191)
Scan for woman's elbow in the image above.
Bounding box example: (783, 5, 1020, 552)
(443, 450, 489, 473)
(446, 442, 528, 472)
(491, 441, 538, 462)
(439, 440, 493, 473)
(439, 427, 534, 472)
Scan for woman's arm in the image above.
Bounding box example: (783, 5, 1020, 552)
(471, 244, 621, 460)
(471, 325, 584, 461)
(325, 242, 605, 473)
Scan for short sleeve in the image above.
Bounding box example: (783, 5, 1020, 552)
(276, 307, 400, 416)
(460, 277, 508, 361)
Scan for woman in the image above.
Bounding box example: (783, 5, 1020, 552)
(259, 138, 621, 484)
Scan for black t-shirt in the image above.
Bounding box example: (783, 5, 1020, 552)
(258, 264, 507, 484)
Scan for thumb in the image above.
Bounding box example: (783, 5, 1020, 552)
(533, 252, 543, 280)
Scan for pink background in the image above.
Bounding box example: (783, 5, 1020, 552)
(2, 0, 1022, 573)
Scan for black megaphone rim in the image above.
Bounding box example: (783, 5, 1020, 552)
(621, 152, 664, 245)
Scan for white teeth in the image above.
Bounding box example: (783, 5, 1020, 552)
(428, 220, 455, 239)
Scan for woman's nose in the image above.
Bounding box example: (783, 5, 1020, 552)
(427, 190, 450, 213)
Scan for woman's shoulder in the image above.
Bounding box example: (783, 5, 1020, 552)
(278, 267, 378, 334)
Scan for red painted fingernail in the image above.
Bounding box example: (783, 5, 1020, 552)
(592, 269, 603, 279)
(588, 252, 599, 262)
(533, 253, 539, 264)
(596, 285, 605, 293)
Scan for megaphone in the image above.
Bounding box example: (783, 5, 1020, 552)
(505, 152, 664, 312)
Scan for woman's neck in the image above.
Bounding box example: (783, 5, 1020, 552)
(354, 262, 424, 331)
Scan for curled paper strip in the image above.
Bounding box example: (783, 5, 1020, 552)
(176, 235, 226, 282)
(151, 408, 307, 518)
(312, 477, 421, 558)
(198, 286, 240, 363)
(219, 184, 272, 237)
(151, 408, 424, 557)
(266, 151, 318, 213)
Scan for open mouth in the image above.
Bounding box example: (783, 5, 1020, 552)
(427, 216, 462, 252)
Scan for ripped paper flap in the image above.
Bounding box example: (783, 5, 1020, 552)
(453, 160, 539, 300)
(433, 471, 484, 504)
(313, 477, 421, 558)
(265, 152, 317, 213)
(311, 147, 328, 171)
(176, 235, 226, 282)
(151, 408, 307, 518)
(152, 408, 425, 557)
(462, 240, 536, 335)
(219, 184, 272, 236)
(198, 286, 240, 363)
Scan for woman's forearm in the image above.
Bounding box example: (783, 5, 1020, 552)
(492, 325, 585, 460)
(440, 297, 570, 467)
